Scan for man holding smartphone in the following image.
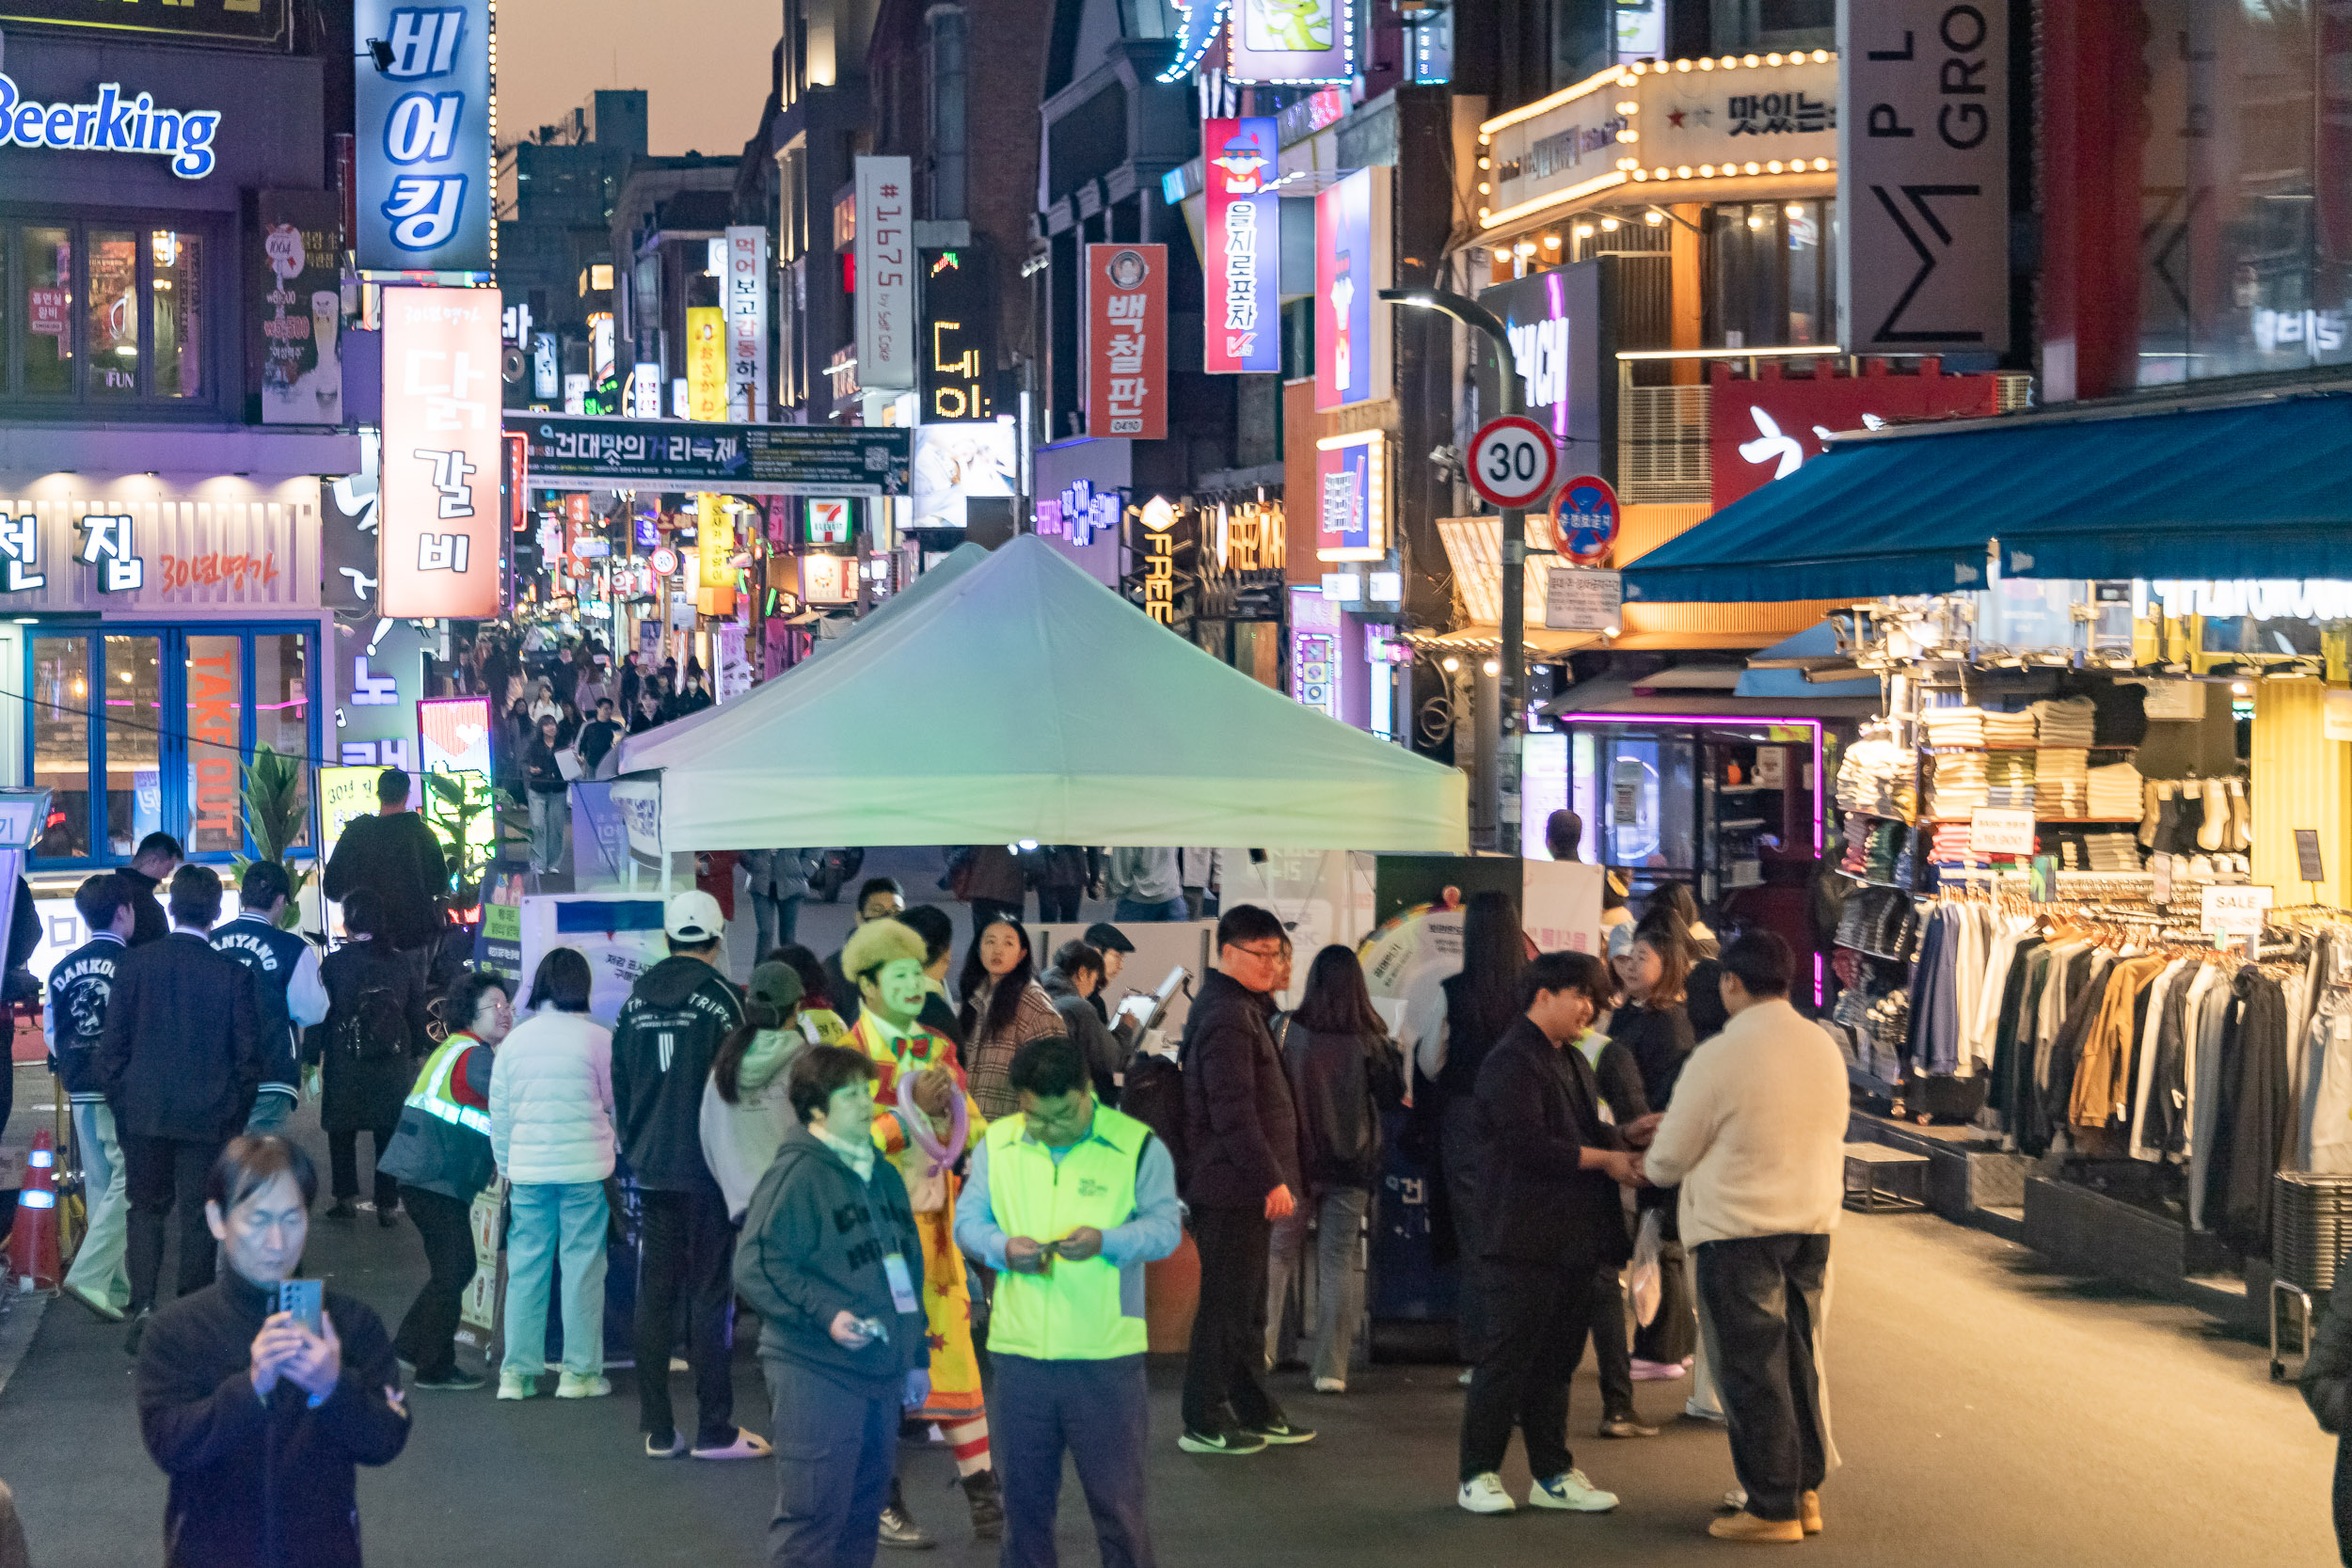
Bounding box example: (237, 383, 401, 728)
(735, 1046, 930, 1568)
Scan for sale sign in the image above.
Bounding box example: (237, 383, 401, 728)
(1086, 245, 1167, 440)
(1708, 365, 2003, 510)
(1203, 118, 1279, 373)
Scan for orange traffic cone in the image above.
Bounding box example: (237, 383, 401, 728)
(8, 1129, 61, 1291)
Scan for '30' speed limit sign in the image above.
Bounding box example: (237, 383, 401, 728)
(1466, 415, 1560, 510)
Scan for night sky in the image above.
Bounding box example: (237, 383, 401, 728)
(500, 0, 781, 158)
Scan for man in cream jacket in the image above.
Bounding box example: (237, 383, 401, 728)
(1633, 931, 1848, 1545)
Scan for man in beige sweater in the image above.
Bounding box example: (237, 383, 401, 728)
(1633, 931, 1847, 1544)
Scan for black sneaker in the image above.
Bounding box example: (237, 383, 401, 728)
(1177, 1428, 1268, 1455)
(1244, 1418, 1316, 1446)
(411, 1370, 488, 1391)
(325, 1199, 358, 1222)
(878, 1503, 934, 1550)
(123, 1307, 152, 1358)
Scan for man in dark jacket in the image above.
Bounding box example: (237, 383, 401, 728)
(97, 864, 263, 1352)
(118, 832, 183, 948)
(1040, 942, 1126, 1104)
(735, 1046, 930, 1568)
(135, 1136, 409, 1568)
(213, 862, 329, 1137)
(320, 768, 448, 972)
(1176, 903, 1311, 1455)
(612, 890, 767, 1460)
(1456, 950, 1639, 1516)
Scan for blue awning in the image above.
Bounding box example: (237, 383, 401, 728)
(1622, 390, 2352, 604)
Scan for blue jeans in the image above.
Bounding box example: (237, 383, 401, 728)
(993, 1353, 1155, 1568)
(1113, 897, 1188, 923)
(501, 1180, 610, 1379)
(62, 1101, 130, 1312)
(750, 891, 802, 958)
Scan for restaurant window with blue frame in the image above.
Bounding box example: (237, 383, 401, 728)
(27, 623, 317, 865)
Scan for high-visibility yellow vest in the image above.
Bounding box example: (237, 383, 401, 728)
(405, 1031, 492, 1137)
(980, 1105, 1152, 1360)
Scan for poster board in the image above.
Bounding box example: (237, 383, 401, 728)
(517, 894, 669, 1026)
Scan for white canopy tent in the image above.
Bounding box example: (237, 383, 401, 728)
(613, 534, 1467, 852)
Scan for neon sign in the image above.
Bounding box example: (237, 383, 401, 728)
(0, 75, 221, 178)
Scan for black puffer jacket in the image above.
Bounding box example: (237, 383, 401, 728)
(1278, 1020, 1404, 1190)
(1179, 970, 1304, 1210)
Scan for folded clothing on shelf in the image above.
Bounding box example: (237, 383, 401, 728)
(1983, 752, 2036, 809)
(2087, 760, 2145, 819)
(1979, 708, 2039, 746)
(2030, 696, 2098, 746)
(1922, 705, 1986, 748)
(1835, 736, 1915, 819)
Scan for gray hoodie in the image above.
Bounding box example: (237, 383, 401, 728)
(734, 1122, 930, 1395)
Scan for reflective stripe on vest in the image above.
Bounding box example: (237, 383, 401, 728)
(981, 1104, 1152, 1361)
(405, 1033, 492, 1137)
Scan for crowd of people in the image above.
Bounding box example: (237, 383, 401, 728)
(34, 775, 1867, 1564)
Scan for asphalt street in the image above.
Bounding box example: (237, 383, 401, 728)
(0, 853, 2338, 1565)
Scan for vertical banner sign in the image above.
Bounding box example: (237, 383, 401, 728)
(724, 225, 769, 420)
(1837, 0, 2010, 353)
(686, 306, 725, 420)
(1202, 118, 1279, 373)
(255, 191, 344, 424)
(353, 0, 492, 274)
(1085, 245, 1168, 440)
(378, 286, 502, 617)
(1315, 168, 1378, 409)
(854, 156, 914, 390)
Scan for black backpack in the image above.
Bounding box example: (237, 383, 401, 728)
(1120, 1051, 1188, 1188)
(334, 984, 410, 1063)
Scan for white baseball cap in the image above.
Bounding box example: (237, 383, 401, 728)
(664, 890, 726, 942)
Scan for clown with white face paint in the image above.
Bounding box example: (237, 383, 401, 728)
(843, 917, 1000, 1544)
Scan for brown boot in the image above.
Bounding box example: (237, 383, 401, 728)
(962, 1470, 1004, 1541)
(1801, 1491, 1821, 1535)
(1708, 1511, 1804, 1544)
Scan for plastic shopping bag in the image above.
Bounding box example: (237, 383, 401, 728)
(1627, 1209, 1663, 1327)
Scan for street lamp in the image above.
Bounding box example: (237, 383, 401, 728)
(1379, 286, 1527, 855)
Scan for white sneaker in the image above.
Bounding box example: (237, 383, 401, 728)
(1458, 1473, 1517, 1514)
(1312, 1377, 1346, 1394)
(1529, 1469, 1618, 1513)
(555, 1371, 612, 1399)
(496, 1371, 536, 1400)
(1685, 1399, 1727, 1423)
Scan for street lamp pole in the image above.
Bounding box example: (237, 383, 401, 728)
(1380, 286, 1525, 856)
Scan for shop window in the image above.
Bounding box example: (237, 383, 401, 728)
(184, 635, 244, 857)
(1, 215, 219, 408)
(30, 637, 88, 859)
(251, 632, 311, 849)
(102, 635, 162, 859)
(1704, 198, 1838, 348)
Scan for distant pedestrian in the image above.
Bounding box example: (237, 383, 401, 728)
(315, 890, 432, 1228)
(1456, 950, 1638, 1516)
(1034, 847, 1095, 923)
(1633, 932, 1847, 1544)
(958, 845, 1027, 934)
(50, 872, 137, 1323)
(379, 968, 509, 1391)
(743, 848, 817, 957)
(213, 862, 330, 1138)
(1177, 904, 1312, 1455)
(119, 832, 183, 948)
(895, 903, 967, 1050)
(577, 699, 623, 779)
(769, 942, 851, 1046)
(1264, 944, 1403, 1394)
(612, 890, 770, 1460)
(955, 1036, 1182, 1568)
(491, 949, 614, 1401)
(526, 715, 570, 874)
(135, 1136, 409, 1568)
(98, 864, 262, 1354)
(701, 962, 810, 1224)
(1545, 810, 1584, 862)
(1104, 847, 1185, 923)
(734, 1046, 930, 1568)
(1038, 942, 1127, 1104)
(320, 768, 449, 984)
(957, 916, 1062, 1120)
(1614, 910, 1698, 1386)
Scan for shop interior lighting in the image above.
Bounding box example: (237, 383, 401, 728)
(1645, 210, 1664, 225)
(1514, 240, 1537, 256)
(1442, 656, 1461, 672)
(1541, 232, 1562, 248)
(1599, 216, 1619, 230)
(1483, 659, 1502, 675)
(1574, 222, 1595, 238)
(2232, 681, 2252, 695)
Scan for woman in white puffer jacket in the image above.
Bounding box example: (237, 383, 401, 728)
(488, 947, 616, 1400)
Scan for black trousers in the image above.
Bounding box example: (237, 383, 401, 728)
(121, 1132, 221, 1309)
(994, 1353, 1154, 1568)
(329, 1123, 400, 1209)
(1438, 1097, 1487, 1361)
(1459, 1259, 1590, 1483)
(1181, 1206, 1281, 1436)
(2336, 1435, 2352, 1567)
(396, 1187, 479, 1380)
(1037, 887, 1083, 923)
(1694, 1234, 1832, 1523)
(1584, 1261, 1636, 1420)
(635, 1185, 738, 1449)
(970, 896, 1024, 938)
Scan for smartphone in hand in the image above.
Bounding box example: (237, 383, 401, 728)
(277, 1278, 324, 1337)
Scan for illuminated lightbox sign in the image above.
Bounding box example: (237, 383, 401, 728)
(0, 75, 221, 178)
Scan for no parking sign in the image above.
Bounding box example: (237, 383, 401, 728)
(1547, 474, 1620, 563)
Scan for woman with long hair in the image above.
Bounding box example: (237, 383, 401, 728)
(1266, 945, 1405, 1393)
(1616, 910, 1702, 1382)
(487, 947, 614, 1400)
(1417, 890, 1530, 1366)
(957, 915, 1062, 1119)
(1649, 882, 1718, 957)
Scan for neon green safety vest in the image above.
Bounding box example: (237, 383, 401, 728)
(405, 1032, 492, 1137)
(981, 1104, 1153, 1360)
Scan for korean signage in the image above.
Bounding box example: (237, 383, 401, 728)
(0, 0, 286, 42)
(1314, 431, 1386, 561)
(687, 307, 725, 420)
(255, 192, 343, 424)
(1203, 118, 1280, 373)
(806, 499, 850, 545)
(920, 247, 995, 420)
(1085, 245, 1168, 440)
(1225, 0, 1351, 83)
(1315, 168, 1387, 410)
(1838, 0, 2010, 352)
(379, 285, 503, 618)
(853, 155, 914, 390)
(1708, 367, 2001, 509)
(354, 0, 493, 274)
(0, 74, 225, 178)
(723, 225, 769, 420)
(0, 483, 321, 611)
(1479, 265, 1611, 484)
(512, 414, 911, 496)
(1543, 565, 1624, 632)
